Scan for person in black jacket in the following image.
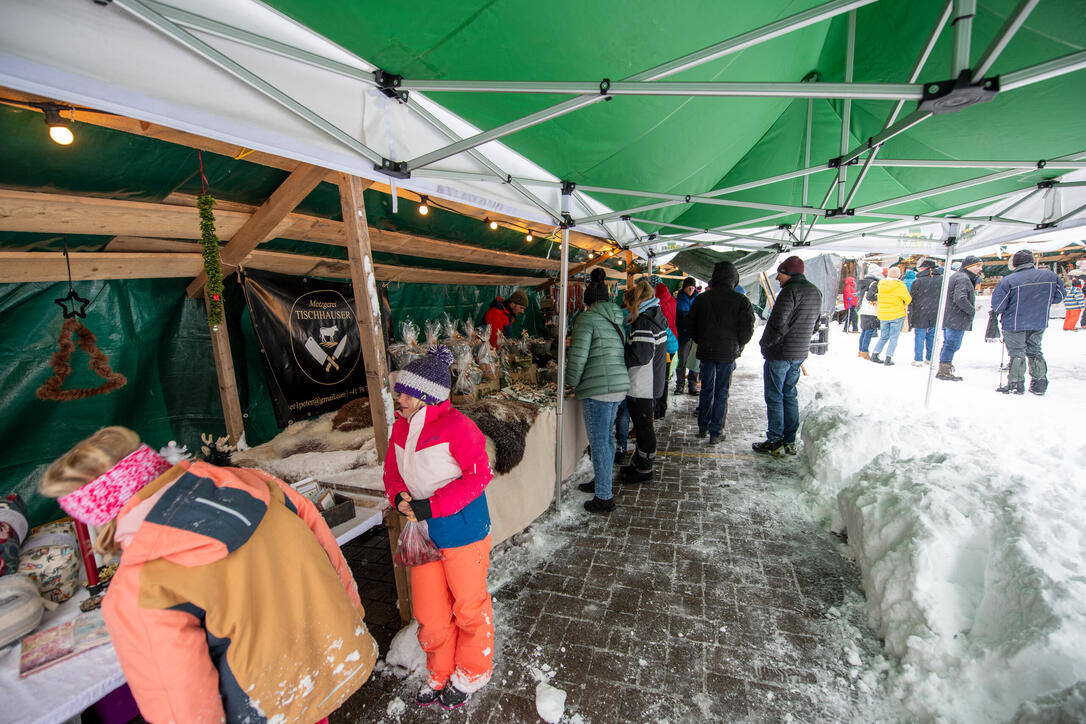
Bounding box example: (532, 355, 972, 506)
(688, 261, 755, 444)
(908, 260, 943, 366)
(753, 256, 822, 457)
(857, 264, 882, 359)
(936, 255, 983, 381)
(620, 281, 668, 483)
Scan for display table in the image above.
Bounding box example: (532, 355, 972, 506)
(0, 591, 124, 724)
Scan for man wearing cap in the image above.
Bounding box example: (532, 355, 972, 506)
(936, 255, 984, 381)
(674, 277, 700, 395)
(483, 289, 529, 348)
(908, 259, 943, 367)
(991, 249, 1065, 395)
(753, 256, 821, 456)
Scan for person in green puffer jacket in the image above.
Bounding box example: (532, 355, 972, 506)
(566, 269, 629, 514)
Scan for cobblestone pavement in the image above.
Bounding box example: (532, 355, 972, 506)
(334, 364, 895, 723)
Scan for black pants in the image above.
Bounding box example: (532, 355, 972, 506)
(626, 396, 656, 470)
(843, 308, 858, 332)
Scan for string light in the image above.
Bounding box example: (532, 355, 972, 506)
(418, 196, 429, 215)
(488, 218, 499, 230)
(43, 104, 74, 145)
(525, 230, 534, 242)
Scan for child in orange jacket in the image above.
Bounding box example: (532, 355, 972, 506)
(41, 427, 376, 724)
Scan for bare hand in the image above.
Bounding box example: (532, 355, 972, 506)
(397, 493, 417, 522)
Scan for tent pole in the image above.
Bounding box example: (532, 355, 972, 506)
(338, 174, 392, 462)
(971, 0, 1040, 82)
(1000, 50, 1086, 91)
(952, 0, 976, 77)
(802, 98, 813, 234)
(838, 10, 856, 209)
(925, 239, 958, 408)
(404, 0, 878, 171)
(555, 184, 573, 511)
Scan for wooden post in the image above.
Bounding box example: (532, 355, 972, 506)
(204, 289, 245, 444)
(338, 174, 391, 462)
(626, 250, 635, 292)
(383, 507, 413, 626)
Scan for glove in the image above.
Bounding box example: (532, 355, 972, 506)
(984, 310, 1001, 342)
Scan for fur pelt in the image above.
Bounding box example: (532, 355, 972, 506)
(332, 397, 373, 432)
(457, 399, 540, 474)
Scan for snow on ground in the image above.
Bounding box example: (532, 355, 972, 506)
(782, 300, 1086, 723)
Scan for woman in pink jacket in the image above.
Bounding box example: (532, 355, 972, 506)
(383, 346, 495, 710)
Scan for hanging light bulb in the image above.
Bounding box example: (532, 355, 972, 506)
(487, 218, 499, 230)
(418, 196, 429, 215)
(43, 104, 74, 145)
(525, 229, 533, 242)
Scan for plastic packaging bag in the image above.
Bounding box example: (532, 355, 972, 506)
(424, 319, 441, 348)
(389, 318, 423, 370)
(441, 313, 462, 341)
(392, 520, 443, 567)
(454, 346, 483, 394)
(476, 331, 499, 380)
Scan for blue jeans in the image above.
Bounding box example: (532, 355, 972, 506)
(582, 398, 622, 500)
(873, 318, 904, 357)
(764, 359, 803, 444)
(697, 360, 736, 436)
(939, 327, 965, 363)
(913, 327, 935, 362)
(859, 327, 876, 353)
(614, 399, 630, 453)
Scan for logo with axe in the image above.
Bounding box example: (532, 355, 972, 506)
(289, 290, 360, 385)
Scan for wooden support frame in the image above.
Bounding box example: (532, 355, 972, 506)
(203, 289, 245, 445)
(382, 507, 413, 625)
(187, 163, 327, 297)
(339, 174, 392, 463)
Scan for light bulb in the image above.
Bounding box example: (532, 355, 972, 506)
(418, 204, 428, 215)
(489, 219, 498, 230)
(49, 125, 74, 145)
(525, 231, 533, 242)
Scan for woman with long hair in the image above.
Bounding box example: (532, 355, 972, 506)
(40, 427, 376, 724)
(619, 280, 668, 483)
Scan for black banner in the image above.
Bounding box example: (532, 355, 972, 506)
(242, 270, 366, 427)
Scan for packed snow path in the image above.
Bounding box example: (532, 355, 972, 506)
(334, 368, 904, 723)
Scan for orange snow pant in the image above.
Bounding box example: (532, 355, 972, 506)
(411, 535, 494, 693)
(1065, 309, 1082, 330)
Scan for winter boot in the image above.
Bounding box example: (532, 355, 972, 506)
(584, 496, 615, 514)
(870, 352, 882, 364)
(417, 684, 442, 707)
(996, 380, 1025, 395)
(784, 443, 798, 456)
(621, 453, 654, 483)
(1029, 378, 1048, 396)
(614, 449, 626, 464)
(696, 428, 708, 439)
(577, 480, 595, 493)
(936, 363, 962, 381)
(752, 439, 784, 456)
(688, 381, 700, 396)
(438, 683, 469, 710)
(858, 351, 870, 360)
(911, 360, 925, 367)
(1027, 355, 1048, 382)
(884, 356, 894, 366)
(708, 433, 725, 445)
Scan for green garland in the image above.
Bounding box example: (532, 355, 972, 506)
(197, 194, 225, 328)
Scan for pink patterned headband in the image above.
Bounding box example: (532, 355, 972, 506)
(57, 444, 171, 526)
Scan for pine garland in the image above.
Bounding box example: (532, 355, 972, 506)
(197, 193, 225, 327)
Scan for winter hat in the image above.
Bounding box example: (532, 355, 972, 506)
(888, 267, 902, 279)
(918, 259, 937, 270)
(777, 256, 804, 275)
(960, 255, 983, 269)
(649, 274, 662, 287)
(1073, 277, 1083, 288)
(583, 268, 609, 305)
(394, 346, 454, 404)
(1009, 249, 1034, 270)
(508, 290, 529, 308)
(866, 263, 882, 278)
(682, 276, 697, 289)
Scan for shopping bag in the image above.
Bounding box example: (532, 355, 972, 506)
(392, 520, 444, 567)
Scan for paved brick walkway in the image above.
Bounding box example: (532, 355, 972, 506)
(334, 363, 894, 723)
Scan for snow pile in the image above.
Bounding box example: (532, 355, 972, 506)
(383, 621, 425, 676)
(531, 667, 566, 724)
(794, 316, 1086, 722)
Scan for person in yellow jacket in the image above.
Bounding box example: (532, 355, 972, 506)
(40, 427, 377, 724)
(870, 267, 912, 365)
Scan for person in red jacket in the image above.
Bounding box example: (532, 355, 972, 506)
(842, 276, 859, 332)
(483, 289, 528, 347)
(384, 346, 495, 710)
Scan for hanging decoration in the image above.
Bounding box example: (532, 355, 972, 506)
(36, 241, 127, 401)
(196, 151, 225, 329)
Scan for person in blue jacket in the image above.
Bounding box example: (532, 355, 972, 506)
(991, 249, 1065, 395)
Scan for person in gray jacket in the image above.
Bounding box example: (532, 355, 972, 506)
(936, 255, 983, 381)
(991, 249, 1065, 395)
(566, 269, 629, 513)
(619, 280, 668, 483)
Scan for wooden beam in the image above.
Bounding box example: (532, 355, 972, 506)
(0, 88, 612, 254)
(0, 251, 201, 282)
(187, 163, 327, 297)
(203, 290, 245, 445)
(339, 174, 391, 464)
(626, 250, 635, 290)
(0, 189, 562, 272)
(2, 248, 549, 286)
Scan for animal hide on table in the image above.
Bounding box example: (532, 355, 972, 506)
(456, 399, 540, 474)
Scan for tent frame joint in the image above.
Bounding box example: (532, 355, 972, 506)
(824, 207, 855, 218)
(1036, 178, 1055, 188)
(1034, 221, 1056, 230)
(373, 69, 409, 104)
(375, 158, 411, 179)
(917, 70, 998, 114)
(827, 155, 860, 169)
